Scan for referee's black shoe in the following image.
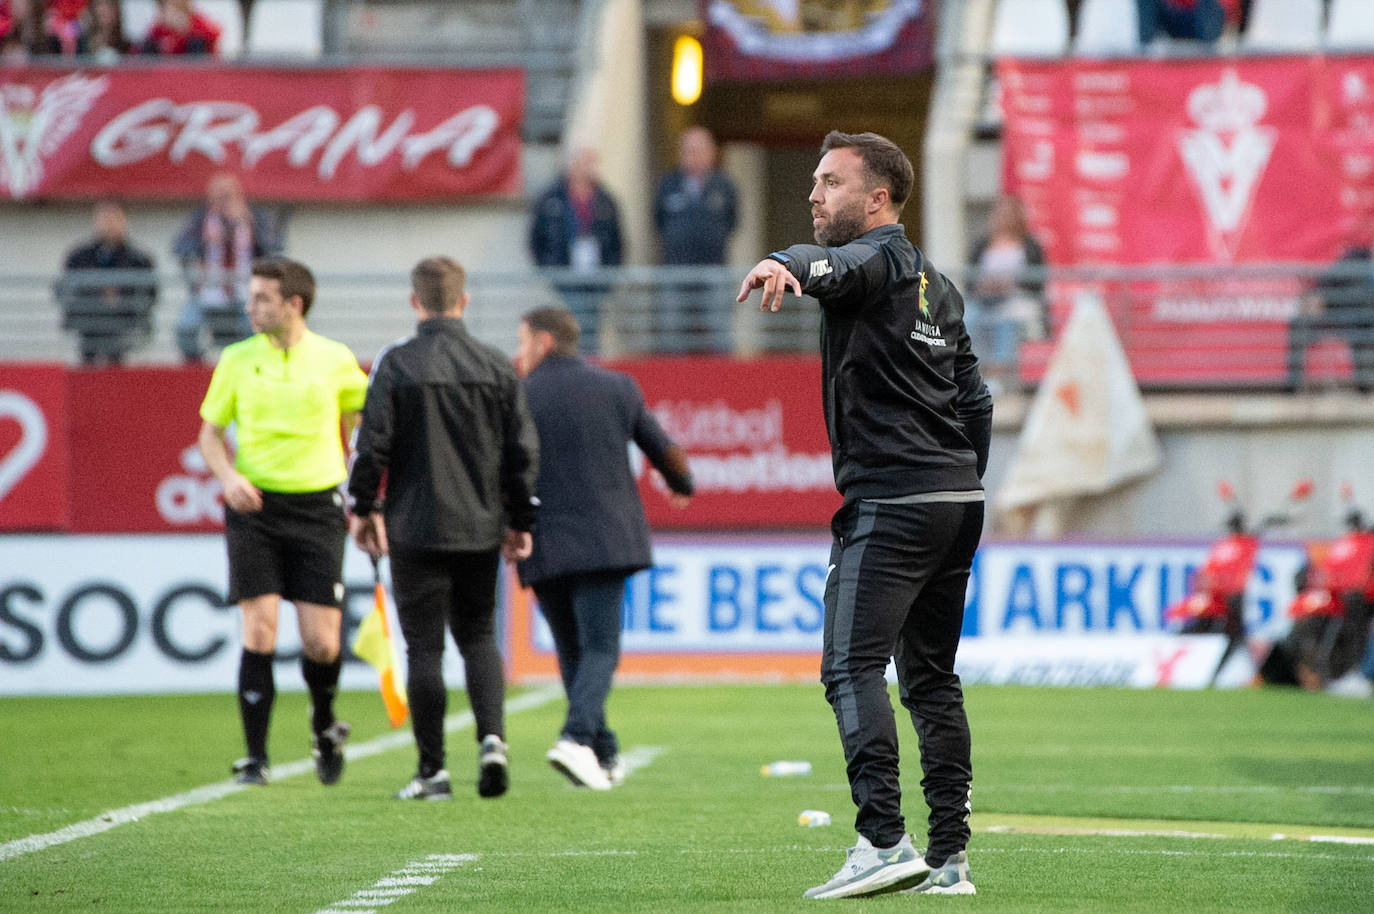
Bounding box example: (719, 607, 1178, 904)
(232, 757, 270, 786)
(311, 720, 351, 785)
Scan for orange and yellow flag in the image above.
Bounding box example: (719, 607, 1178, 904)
(352, 557, 408, 728)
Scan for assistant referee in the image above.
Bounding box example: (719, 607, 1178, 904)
(198, 255, 369, 787)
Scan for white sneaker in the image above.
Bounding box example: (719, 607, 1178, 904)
(803, 834, 929, 899)
(546, 738, 612, 791)
(902, 850, 976, 895)
(603, 755, 626, 787)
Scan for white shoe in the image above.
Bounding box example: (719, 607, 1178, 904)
(902, 850, 976, 895)
(603, 755, 626, 787)
(546, 738, 612, 791)
(803, 834, 929, 899)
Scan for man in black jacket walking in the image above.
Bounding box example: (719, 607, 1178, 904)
(349, 256, 540, 801)
(738, 131, 993, 900)
(514, 306, 693, 790)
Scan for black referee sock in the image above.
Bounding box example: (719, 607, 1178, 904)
(238, 649, 276, 761)
(302, 655, 342, 735)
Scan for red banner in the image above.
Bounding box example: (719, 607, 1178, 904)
(1000, 56, 1374, 387)
(619, 356, 840, 529)
(999, 56, 1374, 265)
(0, 360, 841, 534)
(0, 66, 523, 201)
(703, 0, 935, 83)
(0, 366, 69, 531)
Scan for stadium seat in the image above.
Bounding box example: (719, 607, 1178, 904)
(990, 0, 1071, 57)
(246, 0, 324, 58)
(1242, 0, 1323, 51)
(1326, 0, 1374, 50)
(121, 0, 158, 47)
(197, 0, 245, 58)
(1073, 0, 1140, 55)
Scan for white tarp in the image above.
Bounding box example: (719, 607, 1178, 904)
(999, 291, 1163, 512)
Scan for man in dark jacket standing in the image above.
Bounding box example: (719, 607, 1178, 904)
(349, 256, 540, 801)
(653, 126, 738, 353)
(738, 131, 993, 899)
(514, 306, 694, 790)
(56, 201, 158, 366)
(528, 146, 624, 356)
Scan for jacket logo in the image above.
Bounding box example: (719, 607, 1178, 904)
(918, 271, 931, 319)
(808, 259, 832, 279)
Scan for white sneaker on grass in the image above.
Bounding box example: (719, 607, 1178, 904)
(546, 738, 612, 790)
(393, 769, 452, 801)
(803, 833, 929, 899)
(902, 849, 976, 895)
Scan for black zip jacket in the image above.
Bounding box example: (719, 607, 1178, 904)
(348, 317, 539, 551)
(769, 224, 993, 500)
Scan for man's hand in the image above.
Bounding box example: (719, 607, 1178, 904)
(501, 529, 533, 562)
(350, 513, 388, 557)
(221, 472, 263, 513)
(667, 493, 691, 509)
(738, 258, 802, 313)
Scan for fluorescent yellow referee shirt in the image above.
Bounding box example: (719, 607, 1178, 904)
(199, 329, 369, 492)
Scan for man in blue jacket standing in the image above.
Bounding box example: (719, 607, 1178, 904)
(515, 306, 694, 790)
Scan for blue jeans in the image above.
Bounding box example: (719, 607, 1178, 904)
(534, 571, 628, 764)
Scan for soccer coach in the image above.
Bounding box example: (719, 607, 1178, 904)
(198, 255, 369, 788)
(738, 131, 993, 899)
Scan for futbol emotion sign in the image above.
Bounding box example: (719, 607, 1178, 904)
(0, 66, 524, 200)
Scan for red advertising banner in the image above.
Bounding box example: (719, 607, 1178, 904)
(67, 367, 218, 532)
(702, 0, 935, 82)
(999, 55, 1374, 387)
(999, 56, 1374, 265)
(0, 66, 523, 201)
(0, 360, 840, 534)
(0, 365, 69, 531)
(618, 356, 840, 529)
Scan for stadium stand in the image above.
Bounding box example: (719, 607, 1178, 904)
(197, 0, 244, 58)
(245, 0, 324, 58)
(990, 0, 1071, 56)
(1242, 0, 1324, 52)
(120, 0, 158, 46)
(1326, 0, 1374, 50)
(1073, 0, 1140, 55)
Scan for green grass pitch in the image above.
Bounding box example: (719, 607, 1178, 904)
(3, 683, 1372, 912)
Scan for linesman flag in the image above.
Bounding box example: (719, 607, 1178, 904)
(352, 556, 408, 728)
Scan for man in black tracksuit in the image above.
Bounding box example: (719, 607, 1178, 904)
(349, 256, 540, 802)
(739, 131, 993, 900)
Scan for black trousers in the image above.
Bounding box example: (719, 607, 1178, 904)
(389, 546, 506, 778)
(822, 497, 984, 862)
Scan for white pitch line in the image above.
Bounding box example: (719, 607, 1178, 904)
(0, 688, 560, 863)
(312, 854, 477, 914)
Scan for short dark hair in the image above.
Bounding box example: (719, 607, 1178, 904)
(521, 305, 580, 356)
(819, 130, 914, 212)
(411, 256, 466, 314)
(252, 256, 316, 315)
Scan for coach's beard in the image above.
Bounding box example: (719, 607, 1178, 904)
(814, 208, 867, 247)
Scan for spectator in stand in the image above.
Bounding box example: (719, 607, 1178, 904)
(0, 0, 43, 61)
(39, 0, 131, 60)
(55, 200, 158, 366)
(139, 0, 220, 55)
(653, 126, 739, 353)
(172, 171, 283, 363)
(528, 146, 624, 356)
(965, 194, 1046, 395)
(1287, 232, 1374, 394)
(1136, 0, 1229, 45)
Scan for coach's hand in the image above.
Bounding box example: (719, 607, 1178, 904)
(350, 513, 388, 557)
(738, 259, 801, 313)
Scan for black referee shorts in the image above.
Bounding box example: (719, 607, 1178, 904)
(224, 488, 347, 608)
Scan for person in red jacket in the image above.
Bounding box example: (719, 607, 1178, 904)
(139, 0, 219, 55)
